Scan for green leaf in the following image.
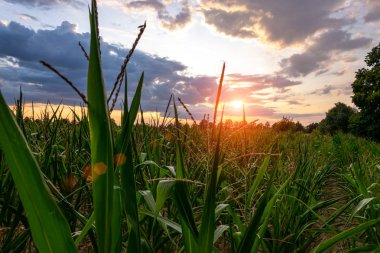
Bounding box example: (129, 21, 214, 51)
(215, 204, 229, 219)
(155, 180, 176, 218)
(173, 99, 198, 253)
(251, 177, 290, 253)
(115, 73, 144, 253)
(123, 144, 141, 253)
(139, 208, 182, 233)
(237, 172, 274, 253)
(198, 114, 223, 253)
(312, 217, 380, 253)
(0, 90, 77, 252)
(111, 184, 122, 253)
(214, 225, 229, 244)
(75, 212, 95, 246)
(87, 2, 115, 252)
(140, 190, 156, 212)
(247, 155, 270, 206)
(350, 197, 376, 221)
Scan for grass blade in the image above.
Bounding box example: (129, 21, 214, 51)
(237, 172, 274, 253)
(212, 62, 225, 129)
(0, 91, 77, 252)
(75, 212, 95, 246)
(312, 217, 380, 253)
(247, 155, 270, 206)
(251, 177, 291, 252)
(173, 99, 198, 253)
(198, 107, 224, 253)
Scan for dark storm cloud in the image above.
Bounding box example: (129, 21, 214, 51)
(280, 30, 372, 77)
(4, 0, 85, 8)
(127, 0, 191, 30)
(200, 0, 351, 45)
(0, 20, 217, 111)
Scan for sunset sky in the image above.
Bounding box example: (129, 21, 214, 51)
(0, 0, 379, 124)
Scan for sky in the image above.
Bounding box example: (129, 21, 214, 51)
(0, 0, 379, 125)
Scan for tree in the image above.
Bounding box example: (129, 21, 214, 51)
(295, 121, 305, 132)
(351, 42, 380, 140)
(319, 102, 356, 135)
(305, 122, 319, 133)
(272, 117, 296, 132)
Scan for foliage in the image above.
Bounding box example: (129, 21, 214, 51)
(351, 42, 380, 140)
(272, 117, 302, 132)
(271, 117, 295, 132)
(305, 122, 319, 133)
(318, 102, 356, 135)
(1, 2, 380, 252)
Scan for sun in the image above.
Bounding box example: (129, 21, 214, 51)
(231, 100, 243, 109)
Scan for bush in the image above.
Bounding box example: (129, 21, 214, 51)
(318, 102, 356, 135)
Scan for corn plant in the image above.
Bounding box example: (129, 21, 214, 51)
(1, 1, 380, 252)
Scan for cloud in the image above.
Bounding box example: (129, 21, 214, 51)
(4, 0, 85, 8)
(202, 8, 255, 38)
(126, 0, 191, 30)
(200, 0, 351, 45)
(2, 20, 290, 118)
(310, 85, 335, 95)
(280, 30, 372, 77)
(332, 70, 345, 76)
(19, 13, 39, 22)
(223, 103, 275, 118)
(287, 100, 302, 105)
(273, 112, 324, 119)
(0, 20, 307, 121)
(225, 73, 301, 90)
(0, 20, 216, 110)
(364, 0, 380, 23)
(310, 84, 352, 96)
(212, 73, 302, 107)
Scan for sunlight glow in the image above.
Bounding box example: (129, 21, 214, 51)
(231, 100, 243, 109)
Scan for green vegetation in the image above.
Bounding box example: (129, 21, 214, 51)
(318, 42, 380, 140)
(350, 42, 380, 140)
(0, 1, 380, 252)
(319, 102, 356, 135)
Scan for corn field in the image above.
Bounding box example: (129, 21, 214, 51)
(0, 1, 379, 252)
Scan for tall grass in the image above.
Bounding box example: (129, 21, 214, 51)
(1, 1, 380, 252)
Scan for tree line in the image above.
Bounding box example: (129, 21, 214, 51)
(208, 42, 380, 141)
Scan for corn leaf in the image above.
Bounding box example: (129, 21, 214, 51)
(87, 1, 115, 251)
(312, 217, 380, 253)
(0, 90, 77, 253)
